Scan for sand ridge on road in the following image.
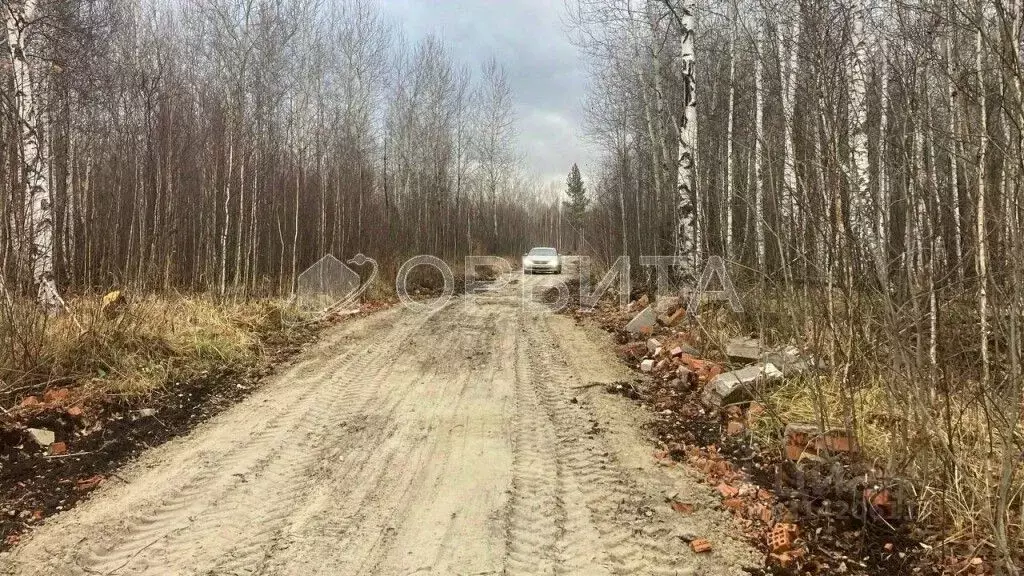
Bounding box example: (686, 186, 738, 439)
(1, 265, 759, 575)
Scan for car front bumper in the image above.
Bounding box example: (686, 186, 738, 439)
(524, 260, 560, 273)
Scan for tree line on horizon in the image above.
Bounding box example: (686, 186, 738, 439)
(0, 0, 573, 304)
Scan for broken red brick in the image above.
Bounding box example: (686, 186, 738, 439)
(785, 443, 810, 461)
(43, 387, 70, 404)
(821, 430, 856, 452)
(784, 423, 816, 446)
(747, 402, 766, 422)
(717, 483, 740, 498)
(784, 423, 819, 460)
(665, 307, 685, 326)
(864, 487, 892, 514)
(753, 503, 774, 524)
(671, 501, 695, 515)
(75, 475, 104, 491)
(722, 497, 745, 511)
(726, 421, 745, 436)
(617, 342, 647, 360)
(712, 460, 732, 478)
(706, 363, 724, 379)
(49, 442, 68, 456)
(768, 523, 798, 553)
(690, 538, 713, 553)
(785, 423, 856, 456)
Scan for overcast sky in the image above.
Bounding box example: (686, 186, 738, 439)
(379, 0, 599, 190)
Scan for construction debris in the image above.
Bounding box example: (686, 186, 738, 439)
(595, 299, 933, 576)
(768, 523, 799, 553)
(725, 336, 764, 362)
(690, 538, 713, 553)
(646, 338, 662, 354)
(25, 428, 55, 448)
(762, 345, 813, 377)
(701, 363, 782, 408)
(653, 295, 680, 315)
(625, 306, 657, 333)
(784, 423, 857, 460)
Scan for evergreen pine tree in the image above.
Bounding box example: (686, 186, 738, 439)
(563, 164, 588, 252)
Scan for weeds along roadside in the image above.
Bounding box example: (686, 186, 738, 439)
(595, 273, 1022, 574)
(0, 254, 493, 548)
(733, 284, 1022, 572)
(0, 252, 511, 409)
(0, 292, 330, 549)
(556, 254, 1020, 573)
(0, 294, 308, 403)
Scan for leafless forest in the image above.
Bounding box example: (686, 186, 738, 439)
(569, 0, 1023, 569)
(1, 0, 563, 301)
(1, 0, 1023, 571)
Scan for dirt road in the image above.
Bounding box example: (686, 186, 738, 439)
(2, 265, 759, 575)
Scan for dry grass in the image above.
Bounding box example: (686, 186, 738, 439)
(0, 294, 304, 404)
(748, 374, 895, 458)
(721, 284, 1024, 566)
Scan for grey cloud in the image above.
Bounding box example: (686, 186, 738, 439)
(380, 0, 599, 187)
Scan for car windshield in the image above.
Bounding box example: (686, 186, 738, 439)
(528, 248, 556, 256)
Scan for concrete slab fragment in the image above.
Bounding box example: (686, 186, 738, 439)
(625, 306, 657, 333)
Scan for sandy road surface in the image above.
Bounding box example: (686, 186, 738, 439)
(2, 262, 759, 576)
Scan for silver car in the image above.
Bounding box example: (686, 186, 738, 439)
(522, 247, 562, 274)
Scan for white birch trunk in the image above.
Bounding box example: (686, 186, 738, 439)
(673, 0, 697, 278)
(925, 84, 941, 372)
(975, 26, 990, 385)
(847, 0, 878, 281)
(946, 30, 964, 278)
(780, 14, 799, 229)
(876, 34, 890, 289)
(219, 137, 233, 296)
(650, 24, 673, 204)
(725, 0, 736, 261)
(4, 0, 63, 312)
(754, 30, 765, 270)
(618, 150, 629, 258)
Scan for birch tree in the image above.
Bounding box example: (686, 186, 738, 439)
(3, 0, 63, 312)
(779, 4, 799, 254)
(567, 0, 1024, 561)
(724, 0, 737, 260)
(846, 0, 877, 282)
(662, 0, 698, 278)
(754, 28, 765, 270)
